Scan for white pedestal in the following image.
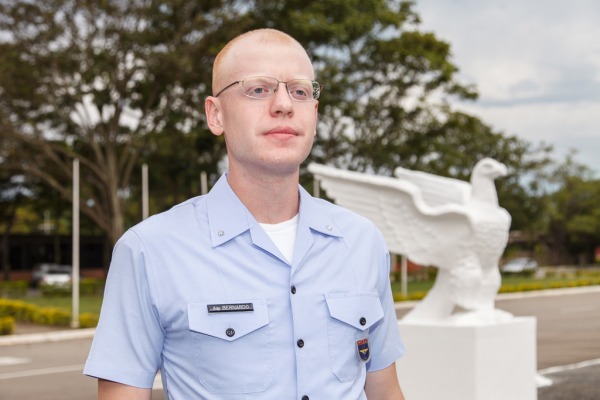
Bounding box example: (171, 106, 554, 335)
(396, 317, 537, 400)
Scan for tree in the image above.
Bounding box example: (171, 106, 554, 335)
(544, 154, 600, 264)
(0, 174, 25, 280)
(0, 0, 243, 245)
(0, 0, 553, 252)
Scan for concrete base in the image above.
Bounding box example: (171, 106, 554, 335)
(396, 317, 537, 400)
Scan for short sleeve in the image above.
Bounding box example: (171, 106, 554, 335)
(366, 248, 406, 372)
(83, 229, 164, 388)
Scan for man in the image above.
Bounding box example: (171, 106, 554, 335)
(84, 28, 405, 399)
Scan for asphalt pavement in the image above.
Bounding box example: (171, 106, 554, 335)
(538, 361, 600, 400)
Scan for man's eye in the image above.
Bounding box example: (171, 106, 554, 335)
(293, 89, 308, 96)
(245, 85, 272, 97)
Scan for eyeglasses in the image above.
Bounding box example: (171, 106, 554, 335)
(214, 76, 322, 101)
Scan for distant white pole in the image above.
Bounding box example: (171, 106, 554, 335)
(401, 255, 408, 297)
(200, 171, 208, 195)
(314, 178, 320, 198)
(71, 158, 80, 329)
(142, 163, 149, 220)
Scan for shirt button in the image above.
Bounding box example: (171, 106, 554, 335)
(226, 328, 235, 337)
(217, 230, 224, 237)
(360, 317, 367, 326)
(302, 396, 309, 400)
(297, 339, 304, 348)
(291, 285, 297, 294)
(326, 225, 333, 231)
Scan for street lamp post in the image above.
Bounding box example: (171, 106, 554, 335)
(71, 158, 80, 328)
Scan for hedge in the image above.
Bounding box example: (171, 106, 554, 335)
(40, 278, 105, 297)
(0, 280, 28, 298)
(0, 298, 99, 334)
(0, 316, 15, 335)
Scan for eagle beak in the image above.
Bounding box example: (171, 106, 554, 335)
(494, 163, 508, 178)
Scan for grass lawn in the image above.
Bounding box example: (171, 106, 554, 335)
(21, 295, 104, 315)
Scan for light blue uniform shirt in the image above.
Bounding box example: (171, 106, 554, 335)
(84, 174, 405, 399)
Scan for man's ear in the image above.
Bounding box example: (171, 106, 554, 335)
(205, 96, 224, 136)
(313, 100, 319, 137)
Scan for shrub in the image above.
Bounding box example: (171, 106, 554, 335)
(0, 281, 28, 298)
(393, 293, 408, 302)
(499, 284, 518, 293)
(517, 282, 545, 292)
(40, 283, 72, 297)
(392, 291, 427, 302)
(0, 299, 36, 321)
(0, 298, 99, 329)
(79, 313, 99, 328)
(548, 282, 564, 289)
(39, 279, 106, 297)
(33, 307, 71, 326)
(0, 316, 15, 335)
(81, 279, 105, 296)
(408, 291, 427, 301)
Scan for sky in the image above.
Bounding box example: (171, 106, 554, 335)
(415, 0, 600, 176)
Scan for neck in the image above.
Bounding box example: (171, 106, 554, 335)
(470, 174, 499, 206)
(227, 166, 300, 224)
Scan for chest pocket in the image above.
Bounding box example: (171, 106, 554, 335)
(325, 292, 384, 382)
(187, 299, 273, 394)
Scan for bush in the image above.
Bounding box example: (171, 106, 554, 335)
(548, 281, 564, 289)
(0, 316, 15, 335)
(33, 307, 71, 326)
(39, 283, 72, 297)
(79, 313, 99, 328)
(40, 279, 106, 298)
(0, 281, 28, 298)
(0, 298, 99, 329)
(499, 284, 518, 293)
(81, 279, 105, 296)
(517, 282, 545, 291)
(0, 299, 36, 321)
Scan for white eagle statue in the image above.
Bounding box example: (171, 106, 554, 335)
(308, 158, 513, 325)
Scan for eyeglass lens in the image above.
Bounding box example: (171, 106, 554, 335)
(242, 77, 320, 101)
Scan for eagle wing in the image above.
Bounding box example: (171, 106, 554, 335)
(394, 166, 471, 207)
(309, 163, 475, 269)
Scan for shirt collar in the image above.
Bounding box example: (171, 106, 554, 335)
(205, 173, 343, 248)
(297, 184, 343, 238)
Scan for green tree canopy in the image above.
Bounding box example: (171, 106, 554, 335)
(0, 0, 552, 251)
(544, 155, 600, 264)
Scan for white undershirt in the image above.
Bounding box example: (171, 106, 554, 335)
(259, 215, 298, 263)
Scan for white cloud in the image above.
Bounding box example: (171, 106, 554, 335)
(416, 0, 600, 175)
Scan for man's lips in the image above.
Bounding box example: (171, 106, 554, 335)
(264, 127, 299, 137)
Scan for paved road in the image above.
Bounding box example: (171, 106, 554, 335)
(1, 287, 598, 399)
(496, 289, 600, 369)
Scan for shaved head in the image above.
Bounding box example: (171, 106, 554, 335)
(212, 29, 312, 95)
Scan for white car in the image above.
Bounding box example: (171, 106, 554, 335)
(501, 257, 538, 273)
(33, 264, 72, 286)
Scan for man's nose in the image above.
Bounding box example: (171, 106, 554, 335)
(270, 82, 294, 115)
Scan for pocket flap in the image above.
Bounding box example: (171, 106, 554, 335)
(188, 299, 268, 341)
(325, 292, 384, 330)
